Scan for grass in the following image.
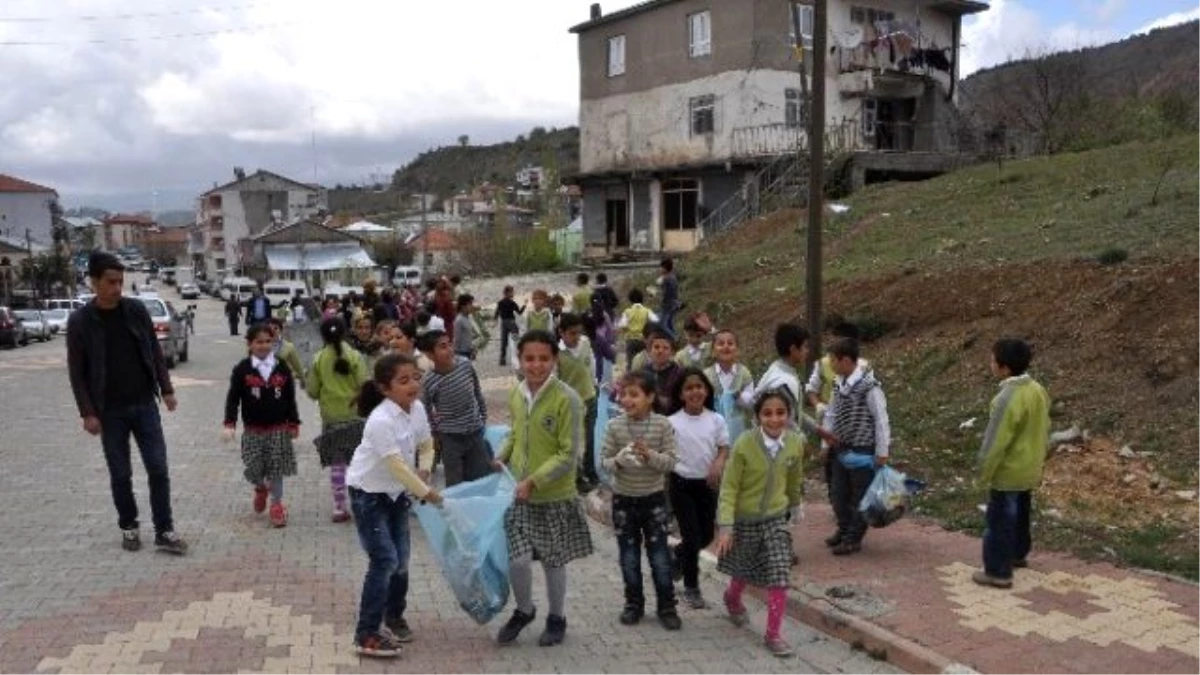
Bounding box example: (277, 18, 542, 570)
(672, 134, 1200, 579)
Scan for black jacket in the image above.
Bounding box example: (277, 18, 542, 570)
(224, 358, 301, 429)
(67, 297, 174, 418)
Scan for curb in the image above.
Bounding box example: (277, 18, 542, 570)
(582, 492, 974, 674)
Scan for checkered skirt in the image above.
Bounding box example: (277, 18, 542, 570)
(505, 499, 594, 568)
(241, 429, 298, 484)
(716, 515, 793, 587)
(314, 419, 365, 467)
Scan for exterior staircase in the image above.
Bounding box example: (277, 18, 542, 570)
(697, 152, 812, 243)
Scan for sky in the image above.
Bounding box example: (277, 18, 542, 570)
(0, 0, 1195, 211)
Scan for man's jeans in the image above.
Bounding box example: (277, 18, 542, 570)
(983, 490, 1032, 580)
(498, 319, 519, 365)
(830, 449, 875, 543)
(580, 396, 599, 485)
(100, 402, 173, 534)
(612, 492, 676, 614)
(350, 488, 411, 638)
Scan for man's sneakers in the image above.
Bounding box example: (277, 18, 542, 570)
(154, 531, 188, 555)
(496, 607, 537, 645)
(354, 631, 402, 658)
(121, 528, 141, 552)
(824, 531, 843, 547)
(971, 570, 1013, 589)
(269, 502, 288, 528)
(253, 485, 270, 513)
(619, 606, 643, 625)
(831, 540, 862, 556)
(384, 616, 413, 643)
(538, 615, 567, 646)
(658, 611, 682, 631)
(681, 587, 707, 609)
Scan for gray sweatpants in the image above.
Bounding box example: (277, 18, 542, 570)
(437, 430, 492, 487)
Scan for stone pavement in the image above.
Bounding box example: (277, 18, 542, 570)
(781, 502, 1200, 673)
(0, 291, 897, 674)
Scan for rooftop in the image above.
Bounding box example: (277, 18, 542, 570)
(0, 173, 57, 195)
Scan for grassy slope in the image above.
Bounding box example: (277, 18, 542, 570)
(679, 135, 1200, 578)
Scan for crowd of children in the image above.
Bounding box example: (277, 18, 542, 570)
(215, 266, 1049, 660)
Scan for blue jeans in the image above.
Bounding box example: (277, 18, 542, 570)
(99, 402, 173, 534)
(660, 308, 677, 340)
(350, 488, 411, 638)
(612, 492, 676, 613)
(982, 490, 1032, 579)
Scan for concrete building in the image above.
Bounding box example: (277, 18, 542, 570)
(190, 169, 326, 280)
(248, 220, 381, 291)
(569, 0, 985, 255)
(0, 174, 59, 249)
(102, 213, 155, 252)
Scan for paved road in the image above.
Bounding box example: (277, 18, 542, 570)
(0, 285, 899, 674)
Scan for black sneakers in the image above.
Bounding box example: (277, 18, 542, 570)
(619, 606, 643, 625)
(121, 529, 142, 552)
(154, 531, 188, 555)
(538, 615, 567, 647)
(658, 612, 682, 631)
(496, 608, 537, 645)
(384, 616, 413, 643)
(355, 631, 402, 658)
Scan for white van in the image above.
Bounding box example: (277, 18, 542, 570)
(45, 298, 86, 311)
(219, 276, 260, 302)
(263, 280, 309, 308)
(392, 266, 422, 288)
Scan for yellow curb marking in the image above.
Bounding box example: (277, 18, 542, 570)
(938, 562, 1199, 656)
(35, 591, 359, 674)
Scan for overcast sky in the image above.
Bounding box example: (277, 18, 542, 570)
(0, 0, 1195, 211)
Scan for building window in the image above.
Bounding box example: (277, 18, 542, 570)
(862, 98, 877, 138)
(608, 35, 626, 77)
(689, 95, 716, 136)
(688, 10, 712, 57)
(785, 88, 804, 128)
(791, 3, 814, 50)
(663, 179, 700, 231)
(850, 6, 895, 25)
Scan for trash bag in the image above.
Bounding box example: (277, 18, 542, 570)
(838, 451, 876, 470)
(715, 392, 747, 444)
(414, 470, 516, 624)
(594, 389, 615, 487)
(858, 465, 914, 529)
(484, 424, 510, 459)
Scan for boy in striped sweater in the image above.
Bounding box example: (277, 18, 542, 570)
(417, 329, 491, 487)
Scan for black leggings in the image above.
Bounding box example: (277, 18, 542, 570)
(668, 473, 717, 590)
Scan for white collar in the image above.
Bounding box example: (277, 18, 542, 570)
(999, 373, 1031, 388)
(760, 430, 784, 452)
(379, 397, 414, 421)
(836, 364, 868, 389)
(520, 376, 556, 408)
(252, 353, 276, 368)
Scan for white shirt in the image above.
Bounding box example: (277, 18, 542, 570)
(251, 354, 276, 382)
(347, 398, 433, 500)
(713, 363, 755, 408)
(427, 315, 446, 331)
(822, 365, 891, 458)
(669, 409, 730, 479)
(761, 430, 784, 458)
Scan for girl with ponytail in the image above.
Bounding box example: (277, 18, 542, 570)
(306, 317, 369, 521)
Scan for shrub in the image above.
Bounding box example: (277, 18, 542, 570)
(1095, 247, 1129, 265)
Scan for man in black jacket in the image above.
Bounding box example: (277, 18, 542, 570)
(67, 252, 188, 555)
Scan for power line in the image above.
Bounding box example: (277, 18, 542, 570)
(0, 3, 266, 23)
(0, 21, 302, 46)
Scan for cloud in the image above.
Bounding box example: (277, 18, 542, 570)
(0, 0, 610, 205)
(961, 0, 1118, 74)
(1134, 7, 1200, 35)
(1092, 0, 1127, 23)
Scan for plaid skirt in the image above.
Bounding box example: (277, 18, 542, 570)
(716, 515, 793, 587)
(505, 499, 594, 568)
(241, 429, 298, 484)
(314, 419, 365, 467)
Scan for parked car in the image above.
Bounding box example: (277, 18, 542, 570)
(263, 280, 309, 308)
(138, 297, 189, 368)
(13, 309, 52, 342)
(46, 298, 85, 312)
(0, 307, 29, 348)
(179, 282, 200, 300)
(42, 309, 69, 334)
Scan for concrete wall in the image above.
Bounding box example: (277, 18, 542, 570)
(0, 193, 55, 247)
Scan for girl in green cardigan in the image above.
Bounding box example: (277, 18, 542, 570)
(714, 390, 805, 658)
(493, 330, 593, 648)
(306, 317, 369, 522)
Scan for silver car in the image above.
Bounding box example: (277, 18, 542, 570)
(13, 309, 53, 342)
(43, 308, 69, 334)
(138, 297, 190, 368)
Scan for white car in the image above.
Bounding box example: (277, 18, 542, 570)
(179, 283, 200, 300)
(13, 309, 53, 342)
(42, 308, 69, 334)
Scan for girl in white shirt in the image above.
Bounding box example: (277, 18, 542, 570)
(346, 353, 443, 659)
(667, 367, 730, 609)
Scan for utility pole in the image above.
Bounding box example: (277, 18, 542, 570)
(420, 177, 429, 281)
(807, 0, 827, 357)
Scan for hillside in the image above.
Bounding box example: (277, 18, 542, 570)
(678, 135, 1199, 578)
(391, 126, 579, 197)
(961, 21, 1199, 151)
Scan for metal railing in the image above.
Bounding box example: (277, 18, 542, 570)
(696, 153, 808, 241)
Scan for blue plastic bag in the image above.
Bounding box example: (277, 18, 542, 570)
(415, 470, 516, 624)
(484, 424, 510, 458)
(593, 389, 614, 487)
(715, 392, 747, 443)
(838, 451, 877, 470)
(858, 465, 915, 528)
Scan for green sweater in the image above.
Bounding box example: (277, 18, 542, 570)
(498, 377, 583, 503)
(276, 340, 305, 385)
(527, 307, 554, 333)
(717, 429, 805, 529)
(977, 374, 1051, 491)
(305, 344, 369, 424)
(557, 339, 597, 402)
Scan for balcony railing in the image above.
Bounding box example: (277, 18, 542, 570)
(731, 124, 807, 159)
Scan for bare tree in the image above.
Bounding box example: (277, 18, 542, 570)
(1002, 48, 1091, 154)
